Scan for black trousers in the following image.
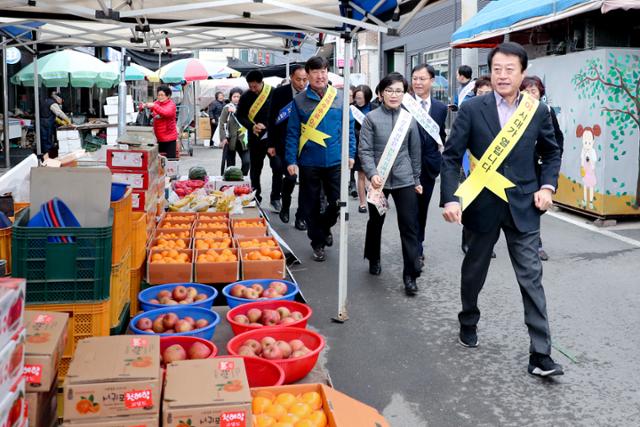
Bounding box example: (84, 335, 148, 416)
(272, 155, 305, 221)
(460, 203, 552, 354)
(222, 144, 250, 176)
(248, 140, 280, 202)
(364, 186, 421, 279)
(416, 174, 437, 256)
(158, 140, 177, 160)
(299, 165, 340, 249)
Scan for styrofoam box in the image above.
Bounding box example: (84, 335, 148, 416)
(104, 103, 134, 116)
(106, 95, 133, 105)
(107, 112, 138, 124)
(59, 138, 82, 153)
(106, 126, 118, 136)
(56, 130, 80, 141)
(106, 135, 118, 146)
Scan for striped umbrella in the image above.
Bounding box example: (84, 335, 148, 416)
(149, 58, 230, 83)
(106, 62, 155, 82)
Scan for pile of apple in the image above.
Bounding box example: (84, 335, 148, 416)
(237, 336, 313, 360)
(148, 285, 209, 305)
(229, 281, 288, 300)
(232, 306, 304, 327)
(135, 312, 210, 334)
(161, 342, 212, 364)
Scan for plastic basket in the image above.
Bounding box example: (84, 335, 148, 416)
(12, 208, 113, 304)
(110, 301, 130, 336)
(110, 249, 131, 329)
(129, 264, 145, 316)
(25, 299, 111, 383)
(110, 188, 132, 262)
(130, 306, 220, 340)
(0, 227, 11, 275)
(130, 211, 148, 269)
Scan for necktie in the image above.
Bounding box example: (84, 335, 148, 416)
(421, 100, 429, 112)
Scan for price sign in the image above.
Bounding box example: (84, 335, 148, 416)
(124, 389, 153, 409)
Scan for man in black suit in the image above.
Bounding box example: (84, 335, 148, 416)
(441, 42, 564, 377)
(410, 64, 448, 264)
(236, 70, 274, 204)
(267, 65, 309, 230)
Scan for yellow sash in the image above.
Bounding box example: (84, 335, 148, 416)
(248, 84, 272, 123)
(298, 85, 337, 155)
(455, 93, 539, 210)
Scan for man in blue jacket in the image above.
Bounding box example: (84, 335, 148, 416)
(285, 56, 356, 262)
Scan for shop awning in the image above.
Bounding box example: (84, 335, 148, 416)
(451, 0, 640, 48)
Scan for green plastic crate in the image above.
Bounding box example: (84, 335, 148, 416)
(12, 208, 113, 304)
(110, 301, 130, 335)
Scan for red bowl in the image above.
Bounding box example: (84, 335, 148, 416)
(226, 300, 312, 335)
(226, 327, 325, 384)
(216, 355, 285, 388)
(160, 336, 218, 364)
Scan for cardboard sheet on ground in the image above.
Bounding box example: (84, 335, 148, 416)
(30, 167, 112, 227)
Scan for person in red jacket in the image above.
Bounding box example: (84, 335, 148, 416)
(145, 85, 178, 158)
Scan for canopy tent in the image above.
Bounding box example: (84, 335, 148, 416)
(1, 0, 435, 321)
(451, 0, 640, 48)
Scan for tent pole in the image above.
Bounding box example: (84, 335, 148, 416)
(334, 33, 352, 323)
(2, 36, 10, 169)
(286, 57, 290, 79)
(193, 49, 199, 149)
(117, 47, 127, 137)
(33, 47, 41, 156)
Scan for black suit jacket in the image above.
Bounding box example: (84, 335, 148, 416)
(440, 92, 561, 233)
(236, 86, 272, 143)
(417, 97, 448, 180)
(267, 83, 295, 158)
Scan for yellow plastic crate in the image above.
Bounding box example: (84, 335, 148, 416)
(130, 211, 148, 269)
(110, 249, 131, 329)
(26, 300, 111, 383)
(110, 188, 133, 263)
(0, 227, 11, 275)
(129, 263, 145, 316)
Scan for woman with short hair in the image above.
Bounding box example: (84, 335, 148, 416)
(218, 87, 250, 175)
(145, 85, 178, 158)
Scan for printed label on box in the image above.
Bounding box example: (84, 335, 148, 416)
(124, 389, 153, 409)
(34, 314, 53, 324)
(220, 411, 246, 427)
(113, 172, 145, 189)
(112, 152, 143, 168)
(218, 361, 235, 371)
(24, 364, 43, 384)
(131, 337, 148, 348)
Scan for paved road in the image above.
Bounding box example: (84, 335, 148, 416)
(183, 146, 640, 426)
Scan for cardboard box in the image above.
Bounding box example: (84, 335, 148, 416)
(163, 358, 252, 427)
(0, 376, 26, 427)
(106, 95, 133, 106)
(63, 335, 161, 421)
(195, 248, 239, 284)
(251, 384, 390, 427)
(166, 160, 179, 178)
(0, 278, 26, 350)
(107, 146, 159, 171)
(232, 218, 267, 238)
(24, 310, 69, 391)
(212, 175, 251, 191)
(112, 168, 158, 190)
(147, 249, 193, 285)
(0, 328, 25, 399)
(240, 247, 285, 279)
(26, 381, 58, 427)
(62, 414, 159, 427)
(199, 117, 212, 140)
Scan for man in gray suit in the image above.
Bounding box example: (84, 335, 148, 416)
(440, 42, 563, 377)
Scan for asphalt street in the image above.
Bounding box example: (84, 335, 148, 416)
(182, 145, 640, 427)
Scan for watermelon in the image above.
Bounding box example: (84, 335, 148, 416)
(223, 166, 243, 181)
(188, 166, 208, 180)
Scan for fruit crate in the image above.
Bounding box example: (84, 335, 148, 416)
(195, 248, 239, 284)
(12, 208, 113, 304)
(240, 247, 286, 280)
(25, 299, 111, 382)
(146, 248, 193, 284)
(110, 187, 132, 263)
(130, 211, 148, 269)
(110, 301, 130, 335)
(129, 263, 145, 316)
(110, 249, 131, 329)
(0, 226, 11, 275)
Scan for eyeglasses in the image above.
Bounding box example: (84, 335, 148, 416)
(383, 88, 405, 96)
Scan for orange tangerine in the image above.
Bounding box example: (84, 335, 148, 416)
(255, 414, 276, 427)
(274, 393, 297, 410)
(253, 396, 272, 415)
(272, 423, 294, 427)
(289, 402, 312, 418)
(293, 420, 314, 427)
(305, 410, 327, 427)
(265, 403, 287, 420)
(300, 392, 322, 411)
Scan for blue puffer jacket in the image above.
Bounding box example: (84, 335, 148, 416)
(285, 86, 356, 168)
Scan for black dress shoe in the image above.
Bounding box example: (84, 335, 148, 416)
(325, 233, 333, 247)
(458, 325, 478, 348)
(358, 205, 367, 213)
(294, 219, 307, 231)
(270, 200, 282, 213)
(279, 210, 290, 224)
(369, 260, 381, 275)
(312, 246, 326, 262)
(403, 275, 418, 296)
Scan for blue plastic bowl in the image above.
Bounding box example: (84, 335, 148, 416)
(138, 283, 218, 311)
(222, 279, 299, 308)
(130, 306, 220, 340)
(52, 197, 80, 227)
(27, 206, 50, 227)
(111, 182, 129, 202)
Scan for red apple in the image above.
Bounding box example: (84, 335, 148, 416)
(291, 349, 307, 358)
(290, 311, 304, 321)
(269, 281, 288, 295)
(136, 317, 152, 330)
(249, 322, 264, 327)
(163, 344, 187, 363)
(163, 312, 179, 330)
(157, 290, 172, 300)
(172, 285, 188, 301)
(233, 314, 250, 324)
(238, 345, 256, 356)
(262, 345, 284, 360)
(183, 316, 196, 326)
(261, 288, 279, 299)
(152, 316, 166, 333)
(164, 329, 175, 334)
(247, 308, 262, 323)
(242, 288, 259, 299)
(149, 299, 160, 304)
(260, 309, 280, 326)
(275, 340, 292, 358)
(278, 317, 296, 325)
(276, 307, 291, 319)
(195, 319, 209, 329)
(230, 284, 246, 297)
(186, 287, 198, 299)
(251, 283, 264, 294)
(194, 293, 208, 301)
(289, 339, 305, 351)
(188, 342, 212, 359)
(243, 339, 262, 354)
(261, 336, 276, 349)
(175, 319, 193, 333)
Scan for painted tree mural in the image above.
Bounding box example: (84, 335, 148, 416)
(572, 52, 640, 209)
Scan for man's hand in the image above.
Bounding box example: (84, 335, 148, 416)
(348, 158, 355, 169)
(371, 175, 383, 190)
(221, 138, 228, 146)
(442, 202, 462, 224)
(145, 102, 154, 109)
(267, 147, 276, 157)
(534, 188, 554, 211)
(415, 185, 423, 195)
(287, 165, 299, 176)
(252, 124, 261, 136)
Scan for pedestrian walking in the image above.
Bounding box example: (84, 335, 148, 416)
(218, 87, 250, 175)
(267, 65, 309, 230)
(350, 85, 373, 213)
(208, 91, 225, 147)
(520, 75, 565, 261)
(359, 72, 423, 296)
(236, 70, 275, 204)
(285, 56, 356, 262)
(145, 85, 178, 159)
(440, 42, 564, 377)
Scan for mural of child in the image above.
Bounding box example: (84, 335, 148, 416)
(577, 124, 601, 210)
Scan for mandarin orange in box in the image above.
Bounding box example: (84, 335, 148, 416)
(244, 247, 283, 261)
(157, 231, 191, 239)
(235, 220, 264, 228)
(194, 238, 232, 250)
(151, 238, 188, 250)
(239, 238, 278, 248)
(151, 249, 191, 264)
(195, 230, 229, 239)
(196, 248, 238, 263)
(165, 215, 194, 222)
(160, 222, 191, 229)
(251, 391, 327, 427)
(196, 221, 228, 229)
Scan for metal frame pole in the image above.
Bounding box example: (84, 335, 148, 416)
(193, 49, 199, 148)
(334, 33, 352, 322)
(117, 47, 127, 137)
(2, 36, 10, 168)
(33, 47, 41, 155)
